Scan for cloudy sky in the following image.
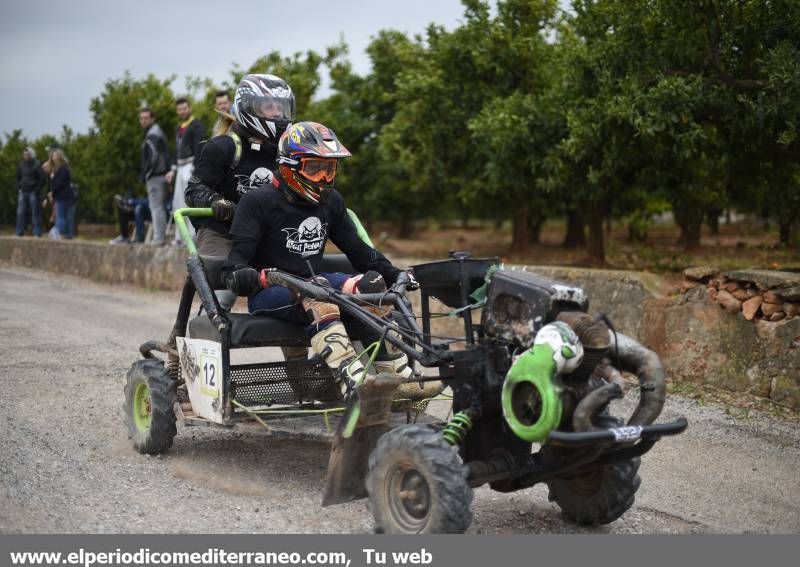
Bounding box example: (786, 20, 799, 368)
(0, 0, 466, 139)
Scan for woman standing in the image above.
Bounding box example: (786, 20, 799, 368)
(47, 149, 75, 239)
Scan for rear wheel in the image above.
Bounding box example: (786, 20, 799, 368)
(366, 425, 473, 534)
(123, 359, 177, 454)
(543, 417, 641, 526)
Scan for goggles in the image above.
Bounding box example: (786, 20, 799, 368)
(298, 157, 338, 184)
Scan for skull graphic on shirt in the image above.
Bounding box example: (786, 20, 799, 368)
(234, 167, 273, 195)
(282, 216, 328, 257)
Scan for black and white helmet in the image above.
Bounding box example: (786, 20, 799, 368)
(231, 74, 295, 145)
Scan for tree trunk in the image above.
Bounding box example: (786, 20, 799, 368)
(587, 207, 605, 264)
(563, 210, 586, 249)
(706, 207, 722, 236)
(528, 215, 544, 245)
(674, 206, 703, 250)
(511, 206, 530, 254)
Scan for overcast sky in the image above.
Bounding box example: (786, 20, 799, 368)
(0, 0, 466, 139)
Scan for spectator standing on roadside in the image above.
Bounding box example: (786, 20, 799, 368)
(165, 97, 205, 247)
(211, 90, 232, 137)
(46, 149, 75, 239)
(15, 147, 45, 237)
(139, 107, 171, 246)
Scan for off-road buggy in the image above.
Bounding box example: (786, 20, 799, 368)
(123, 208, 686, 534)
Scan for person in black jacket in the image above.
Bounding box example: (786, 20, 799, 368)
(222, 121, 417, 387)
(185, 73, 296, 310)
(165, 97, 206, 246)
(46, 149, 75, 239)
(15, 147, 45, 236)
(138, 108, 171, 246)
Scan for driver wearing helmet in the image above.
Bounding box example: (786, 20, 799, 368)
(221, 121, 417, 389)
(185, 73, 295, 310)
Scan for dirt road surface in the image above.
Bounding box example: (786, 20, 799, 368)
(1, 267, 798, 534)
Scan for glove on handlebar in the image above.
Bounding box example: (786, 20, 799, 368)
(211, 199, 236, 222)
(225, 267, 260, 296)
(394, 270, 420, 291)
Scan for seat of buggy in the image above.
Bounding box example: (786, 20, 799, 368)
(187, 254, 356, 348)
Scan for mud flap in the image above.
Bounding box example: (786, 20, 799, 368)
(322, 372, 401, 506)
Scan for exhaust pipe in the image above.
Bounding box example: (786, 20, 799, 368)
(612, 332, 666, 426)
(557, 312, 666, 429)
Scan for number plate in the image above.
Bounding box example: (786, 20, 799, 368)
(611, 425, 643, 442)
(176, 337, 224, 423)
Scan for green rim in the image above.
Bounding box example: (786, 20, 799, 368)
(132, 382, 152, 433)
(501, 344, 562, 442)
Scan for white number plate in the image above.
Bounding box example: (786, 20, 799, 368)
(611, 426, 643, 442)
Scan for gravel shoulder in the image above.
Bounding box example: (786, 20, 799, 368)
(1, 266, 798, 534)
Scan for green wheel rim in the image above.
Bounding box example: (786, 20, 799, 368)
(132, 382, 152, 433)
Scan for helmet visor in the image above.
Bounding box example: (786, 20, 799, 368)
(299, 157, 338, 184)
(240, 92, 295, 123)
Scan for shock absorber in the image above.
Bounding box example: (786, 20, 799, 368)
(442, 412, 473, 445)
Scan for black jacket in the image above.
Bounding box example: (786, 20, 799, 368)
(223, 174, 400, 285)
(173, 118, 206, 164)
(17, 158, 45, 193)
(185, 128, 277, 234)
(51, 167, 74, 203)
(140, 123, 170, 181)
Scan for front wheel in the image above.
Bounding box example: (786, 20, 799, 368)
(543, 418, 641, 526)
(123, 359, 178, 454)
(366, 425, 473, 534)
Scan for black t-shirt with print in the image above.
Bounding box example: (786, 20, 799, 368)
(224, 175, 400, 284)
(185, 132, 277, 234)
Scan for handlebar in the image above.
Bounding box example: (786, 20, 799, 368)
(173, 207, 213, 256)
(261, 269, 402, 306)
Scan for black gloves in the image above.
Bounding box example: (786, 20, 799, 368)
(225, 267, 260, 296)
(211, 199, 236, 222)
(394, 270, 420, 291)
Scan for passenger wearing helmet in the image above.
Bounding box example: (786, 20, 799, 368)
(185, 73, 295, 310)
(221, 121, 417, 389)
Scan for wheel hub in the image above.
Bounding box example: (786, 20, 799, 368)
(133, 383, 152, 433)
(386, 461, 431, 530)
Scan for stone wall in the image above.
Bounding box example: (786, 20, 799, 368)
(0, 237, 187, 290)
(2, 236, 798, 407)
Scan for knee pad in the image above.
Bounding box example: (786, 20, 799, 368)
(301, 297, 340, 327)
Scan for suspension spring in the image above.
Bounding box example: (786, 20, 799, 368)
(442, 412, 473, 446)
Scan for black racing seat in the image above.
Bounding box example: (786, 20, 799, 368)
(186, 253, 357, 347)
(188, 313, 309, 347)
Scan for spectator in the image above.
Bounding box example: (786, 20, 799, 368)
(109, 193, 151, 245)
(165, 97, 205, 247)
(46, 149, 75, 239)
(211, 90, 232, 137)
(138, 107, 171, 246)
(15, 146, 45, 237)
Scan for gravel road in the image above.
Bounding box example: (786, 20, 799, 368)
(1, 267, 798, 534)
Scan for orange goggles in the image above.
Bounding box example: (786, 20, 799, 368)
(299, 157, 337, 184)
